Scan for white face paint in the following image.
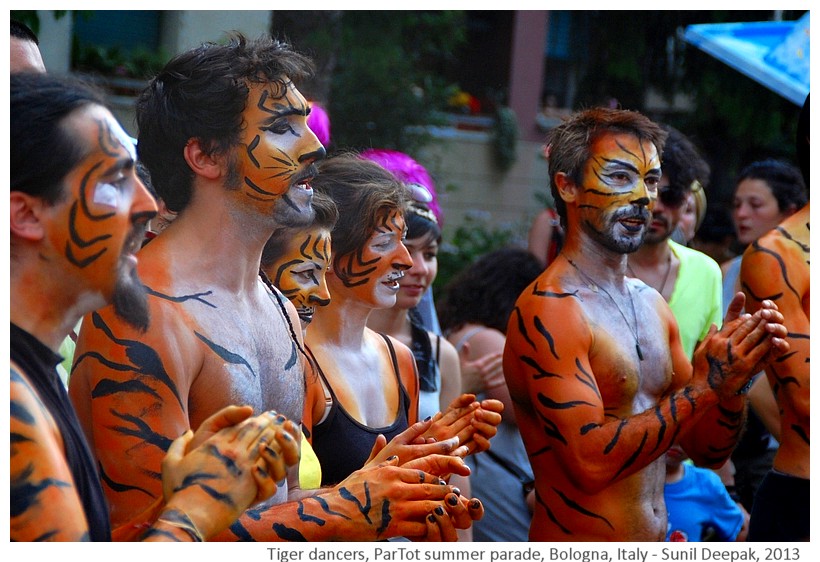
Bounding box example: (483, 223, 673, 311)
(93, 182, 121, 208)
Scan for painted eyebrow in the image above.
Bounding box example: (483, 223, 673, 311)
(600, 157, 661, 177)
(98, 156, 134, 178)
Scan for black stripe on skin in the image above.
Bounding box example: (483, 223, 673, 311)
(10, 432, 34, 446)
(552, 486, 614, 529)
(376, 498, 392, 536)
(533, 315, 560, 360)
(284, 342, 298, 370)
(610, 430, 648, 482)
(244, 177, 278, 200)
(580, 423, 597, 435)
(10, 463, 72, 517)
(337, 249, 380, 288)
(68, 201, 113, 247)
(520, 355, 561, 380)
(195, 331, 257, 379)
(582, 188, 622, 198)
(65, 239, 107, 268)
(273, 523, 308, 541)
(91, 378, 162, 401)
(536, 490, 572, 535)
(78, 159, 116, 220)
(229, 520, 254, 541)
(174, 471, 236, 508)
(98, 462, 154, 497)
(339, 483, 373, 524)
(740, 280, 783, 304)
(774, 225, 810, 253)
(143, 286, 217, 308)
(535, 408, 567, 445)
(75, 312, 184, 407)
(746, 240, 801, 301)
(509, 307, 536, 351)
(792, 424, 809, 445)
(651, 406, 666, 454)
(202, 443, 242, 477)
(531, 282, 580, 301)
(297, 501, 325, 526)
(311, 495, 351, 520)
(10, 400, 36, 426)
(537, 392, 595, 410)
(247, 135, 262, 168)
(603, 419, 628, 454)
(530, 445, 552, 456)
(775, 351, 799, 363)
(575, 359, 601, 399)
(108, 409, 174, 451)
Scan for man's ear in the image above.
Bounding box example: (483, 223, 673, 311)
(183, 138, 224, 180)
(554, 172, 578, 205)
(10, 192, 46, 241)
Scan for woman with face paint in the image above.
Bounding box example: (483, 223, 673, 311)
(304, 153, 503, 496)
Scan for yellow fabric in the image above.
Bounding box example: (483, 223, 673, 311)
(299, 433, 322, 489)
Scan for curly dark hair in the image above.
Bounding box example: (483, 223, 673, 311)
(437, 247, 543, 334)
(734, 158, 807, 213)
(136, 33, 314, 213)
(659, 124, 711, 196)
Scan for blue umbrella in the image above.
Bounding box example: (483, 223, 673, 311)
(684, 12, 809, 106)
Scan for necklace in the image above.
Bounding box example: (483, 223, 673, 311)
(627, 253, 671, 297)
(259, 268, 311, 365)
(566, 257, 645, 361)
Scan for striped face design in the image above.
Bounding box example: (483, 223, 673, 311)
(236, 79, 325, 225)
(271, 228, 332, 325)
(50, 104, 156, 302)
(332, 210, 412, 308)
(576, 132, 661, 254)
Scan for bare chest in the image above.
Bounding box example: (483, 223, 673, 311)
(583, 293, 673, 415)
(170, 286, 306, 427)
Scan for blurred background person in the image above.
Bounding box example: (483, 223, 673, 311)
(437, 247, 543, 542)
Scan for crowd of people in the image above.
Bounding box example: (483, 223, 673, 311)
(10, 20, 809, 543)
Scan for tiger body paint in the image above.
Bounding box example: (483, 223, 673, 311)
(503, 116, 788, 541)
(12, 73, 296, 542)
(741, 203, 810, 479)
(69, 65, 463, 540)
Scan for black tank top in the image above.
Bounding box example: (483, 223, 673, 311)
(10, 323, 112, 541)
(308, 334, 411, 486)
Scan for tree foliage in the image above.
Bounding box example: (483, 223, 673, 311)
(272, 11, 468, 154)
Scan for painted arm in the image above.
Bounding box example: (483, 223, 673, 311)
(11, 365, 94, 541)
(741, 234, 809, 461)
(503, 290, 783, 495)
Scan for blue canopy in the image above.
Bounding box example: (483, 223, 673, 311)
(684, 12, 809, 106)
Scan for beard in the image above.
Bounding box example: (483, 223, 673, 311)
(272, 183, 316, 228)
(112, 223, 150, 332)
(584, 206, 651, 255)
(112, 265, 150, 332)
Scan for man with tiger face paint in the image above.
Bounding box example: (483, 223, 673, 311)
(502, 107, 790, 541)
(11, 72, 296, 542)
(70, 34, 476, 542)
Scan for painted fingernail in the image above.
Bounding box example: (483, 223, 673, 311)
(424, 416, 432, 422)
(435, 506, 445, 516)
(387, 455, 398, 461)
(265, 445, 278, 457)
(448, 495, 459, 506)
(470, 499, 481, 509)
(276, 414, 287, 423)
(438, 479, 447, 486)
(428, 513, 436, 523)
(257, 466, 269, 478)
(452, 487, 461, 496)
